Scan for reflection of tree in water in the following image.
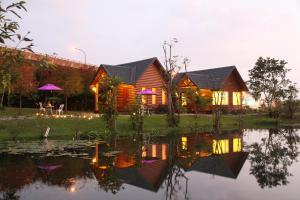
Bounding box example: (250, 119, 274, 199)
(163, 135, 189, 200)
(94, 134, 124, 194)
(96, 167, 124, 194)
(0, 190, 19, 200)
(247, 128, 299, 188)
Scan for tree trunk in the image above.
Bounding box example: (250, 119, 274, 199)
(0, 92, 4, 108)
(18, 94, 22, 115)
(84, 92, 88, 111)
(166, 78, 177, 127)
(7, 88, 10, 107)
(65, 95, 68, 113)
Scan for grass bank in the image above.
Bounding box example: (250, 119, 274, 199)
(0, 112, 280, 141)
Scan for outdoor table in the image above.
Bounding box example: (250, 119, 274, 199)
(46, 105, 54, 115)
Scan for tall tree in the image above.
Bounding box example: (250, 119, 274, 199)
(98, 76, 120, 133)
(0, 1, 33, 108)
(283, 84, 299, 119)
(12, 65, 36, 114)
(80, 66, 96, 110)
(47, 67, 83, 112)
(162, 38, 180, 127)
(248, 57, 291, 118)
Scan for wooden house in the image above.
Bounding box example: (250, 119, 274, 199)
(174, 66, 248, 112)
(91, 58, 248, 112)
(178, 131, 248, 179)
(90, 57, 167, 112)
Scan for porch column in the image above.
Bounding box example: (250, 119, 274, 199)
(94, 83, 99, 113)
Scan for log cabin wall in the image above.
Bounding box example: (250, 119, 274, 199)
(221, 71, 246, 109)
(135, 63, 166, 108)
(117, 84, 136, 111)
(176, 70, 247, 112)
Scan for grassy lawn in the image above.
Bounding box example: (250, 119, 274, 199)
(0, 107, 284, 141)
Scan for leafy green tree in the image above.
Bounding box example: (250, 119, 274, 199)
(98, 76, 120, 133)
(283, 84, 299, 119)
(46, 67, 83, 112)
(0, 1, 33, 108)
(248, 57, 291, 118)
(12, 65, 37, 114)
(129, 95, 144, 134)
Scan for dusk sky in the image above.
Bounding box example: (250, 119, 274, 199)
(17, 0, 300, 84)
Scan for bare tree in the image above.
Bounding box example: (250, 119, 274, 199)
(162, 38, 181, 127)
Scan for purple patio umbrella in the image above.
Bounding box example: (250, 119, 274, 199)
(137, 89, 157, 115)
(137, 89, 156, 95)
(38, 83, 63, 91)
(38, 84, 63, 107)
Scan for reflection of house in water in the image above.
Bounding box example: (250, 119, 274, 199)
(178, 131, 248, 179)
(92, 140, 169, 192)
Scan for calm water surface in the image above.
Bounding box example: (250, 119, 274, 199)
(0, 129, 299, 200)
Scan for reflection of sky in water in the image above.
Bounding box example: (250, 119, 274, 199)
(1, 129, 299, 200)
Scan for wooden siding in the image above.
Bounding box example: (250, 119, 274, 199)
(176, 71, 247, 112)
(222, 71, 246, 108)
(135, 63, 166, 107)
(117, 84, 136, 111)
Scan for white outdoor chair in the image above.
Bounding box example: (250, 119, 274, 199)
(56, 104, 64, 115)
(39, 102, 46, 114)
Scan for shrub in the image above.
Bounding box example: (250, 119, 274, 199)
(155, 105, 168, 114)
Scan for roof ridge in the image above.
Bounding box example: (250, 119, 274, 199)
(103, 64, 132, 70)
(183, 65, 235, 74)
(116, 57, 157, 66)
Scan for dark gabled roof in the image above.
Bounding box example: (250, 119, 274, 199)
(92, 57, 163, 85)
(188, 152, 249, 179)
(102, 64, 136, 84)
(174, 66, 247, 90)
(116, 160, 168, 192)
(116, 57, 159, 81)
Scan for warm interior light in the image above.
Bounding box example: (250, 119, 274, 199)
(152, 144, 157, 157)
(233, 92, 241, 105)
(92, 157, 97, 163)
(181, 137, 187, 150)
(152, 88, 156, 105)
(162, 88, 166, 105)
(212, 139, 229, 154)
(212, 91, 228, 105)
(162, 144, 167, 160)
(142, 145, 147, 157)
(233, 138, 242, 152)
(92, 86, 97, 93)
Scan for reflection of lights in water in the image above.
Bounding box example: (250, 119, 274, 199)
(70, 187, 76, 193)
(99, 165, 108, 170)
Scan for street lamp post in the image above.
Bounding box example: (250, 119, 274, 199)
(72, 47, 86, 64)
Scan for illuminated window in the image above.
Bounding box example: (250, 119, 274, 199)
(212, 91, 228, 105)
(233, 92, 241, 105)
(162, 144, 167, 160)
(213, 139, 229, 154)
(181, 137, 187, 150)
(233, 138, 242, 152)
(152, 144, 157, 157)
(181, 93, 187, 106)
(141, 87, 146, 104)
(142, 145, 147, 157)
(152, 88, 156, 105)
(162, 88, 166, 105)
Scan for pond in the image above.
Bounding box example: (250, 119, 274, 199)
(0, 129, 299, 200)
